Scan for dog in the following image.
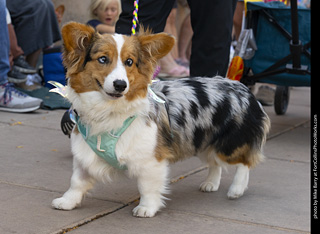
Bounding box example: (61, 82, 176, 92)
(52, 22, 270, 217)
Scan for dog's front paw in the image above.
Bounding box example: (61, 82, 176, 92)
(199, 181, 220, 192)
(52, 197, 78, 210)
(132, 205, 157, 218)
(227, 185, 248, 199)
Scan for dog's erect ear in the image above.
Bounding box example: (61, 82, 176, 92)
(138, 31, 175, 61)
(61, 22, 97, 71)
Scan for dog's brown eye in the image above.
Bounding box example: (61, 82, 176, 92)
(98, 56, 109, 64)
(125, 58, 133, 67)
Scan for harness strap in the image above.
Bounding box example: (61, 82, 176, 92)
(109, 115, 137, 137)
(75, 115, 137, 170)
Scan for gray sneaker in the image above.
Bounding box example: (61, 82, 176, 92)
(7, 66, 28, 84)
(0, 82, 42, 113)
(13, 55, 37, 74)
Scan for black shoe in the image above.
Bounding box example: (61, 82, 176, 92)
(7, 67, 28, 84)
(13, 55, 37, 74)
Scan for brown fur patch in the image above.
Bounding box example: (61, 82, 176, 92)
(155, 143, 174, 163)
(73, 126, 79, 135)
(216, 144, 263, 168)
(155, 129, 200, 164)
(61, 22, 97, 74)
(69, 35, 118, 94)
(153, 107, 193, 163)
(122, 32, 175, 101)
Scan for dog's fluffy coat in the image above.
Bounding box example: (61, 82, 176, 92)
(52, 22, 270, 217)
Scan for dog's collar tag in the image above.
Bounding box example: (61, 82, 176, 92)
(148, 85, 165, 104)
(48, 81, 68, 98)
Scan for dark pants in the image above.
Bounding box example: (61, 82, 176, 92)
(116, 0, 237, 77)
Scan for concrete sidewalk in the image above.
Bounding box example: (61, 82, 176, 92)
(0, 87, 310, 234)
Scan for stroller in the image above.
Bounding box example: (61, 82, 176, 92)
(237, 0, 311, 115)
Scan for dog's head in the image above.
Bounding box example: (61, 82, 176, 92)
(61, 22, 175, 102)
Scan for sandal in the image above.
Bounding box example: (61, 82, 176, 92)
(175, 58, 190, 68)
(157, 66, 189, 79)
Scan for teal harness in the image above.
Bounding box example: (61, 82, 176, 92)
(75, 114, 137, 170)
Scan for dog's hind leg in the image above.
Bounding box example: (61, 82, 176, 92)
(227, 163, 249, 199)
(52, 163, 95, 210)
(199, 158, 222, 192)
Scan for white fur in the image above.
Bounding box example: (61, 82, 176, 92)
(227, 164, 250, 199)
(103, 35, 129, 96)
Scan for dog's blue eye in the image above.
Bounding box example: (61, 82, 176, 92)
(98, 56, 109, 64)
(125, 58, 133, 67)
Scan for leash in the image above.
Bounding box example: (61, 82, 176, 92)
(131, 0, 139, 35)
(131, 0, 161, 79)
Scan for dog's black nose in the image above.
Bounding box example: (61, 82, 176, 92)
(113, 80, 127, 92)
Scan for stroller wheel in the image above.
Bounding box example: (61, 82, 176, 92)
(274, 86, 290, 115)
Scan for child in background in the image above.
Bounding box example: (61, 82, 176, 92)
(87, 0, 121, 34)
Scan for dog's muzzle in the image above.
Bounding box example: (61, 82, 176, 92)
(113, 79, 127, 93)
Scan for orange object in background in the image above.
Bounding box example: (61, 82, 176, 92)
(226, 56, 244, 81)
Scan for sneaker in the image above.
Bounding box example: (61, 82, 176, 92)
(7, 66, 28, 84)
(16, 73, 43, 91)
(13, 55, 37, 74)
(0, 82, 42, 113)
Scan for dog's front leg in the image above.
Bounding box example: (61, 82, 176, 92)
(132, 161, 169, 218)
(52, 161, 95, 210)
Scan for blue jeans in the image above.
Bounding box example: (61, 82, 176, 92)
(0, 0, 10, 85)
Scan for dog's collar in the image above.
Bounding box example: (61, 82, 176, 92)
(148, 85, 165, 104)
(74, 111, 137, 170)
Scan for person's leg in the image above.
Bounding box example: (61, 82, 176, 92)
(8, 23, 36, 74)
(7, 0, 61, 66)
(8, 24, 24, 59)
(177, 13, 192, 65)
(164, 7, 178, 59)
(159, 6, 189, 78)
(0, 1, 10, 85)
(26, 49, 42, 68)
(233, 1, 245, 41)
(0, 1, 42, 112)
(187, 0, 237, 77)
(116, 0, 176, 35)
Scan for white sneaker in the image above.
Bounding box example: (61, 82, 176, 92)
(0, 82, 42, 113)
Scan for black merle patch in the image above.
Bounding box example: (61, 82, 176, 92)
(193, 126, 205, 150)
(211, 97, 232, 126)
(182, 80, 210, 108)
(189, 101, 199, 119)
(161, 85, 170, 96)
(211, 95, 265, 156)
(174, 108, 187, 128)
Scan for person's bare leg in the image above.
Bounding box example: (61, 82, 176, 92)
(164, 9, 178, 59)
(233, 1, 244, 41)
(26, 49, 41, 68)
(178, 14, 193, 64)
